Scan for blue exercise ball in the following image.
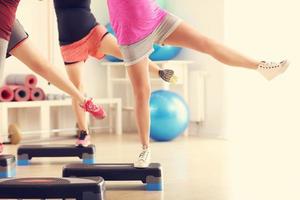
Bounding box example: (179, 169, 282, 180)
(150, 90, 189, 141)
(150, 44, 182, 61)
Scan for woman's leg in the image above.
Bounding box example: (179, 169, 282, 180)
(98, 34, 177, 82)
(64, 62, 90, 146)
(10, 39, 105, 119)
(10, 39, 85, 103)
(65, 62, 86, 130)
(163, 21, 289, 80)
(127, 58, 152, 168)
(127, 58, 151, 148)
(0, 39, 6, 152)
(164, 22, 260, 69)
(0, 38, 8, 85)
(0, 39, 8, 153)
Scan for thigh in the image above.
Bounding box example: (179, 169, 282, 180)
(97, 33, 123, 59)
(163, 21, 210, 52)
(10, 38, 45, 69)
(0, 38, 8, 84)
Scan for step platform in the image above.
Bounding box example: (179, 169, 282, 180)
(0, 177, 105, 200)
(0, 155, 16, 178)
(63, 163, 163, 191)
(17, 144, 96, 166)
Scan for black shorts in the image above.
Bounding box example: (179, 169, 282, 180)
(6, 19, 29, 58)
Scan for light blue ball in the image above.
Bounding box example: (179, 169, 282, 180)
(150, 90, 190, 141)
(150, 44, 182, 61)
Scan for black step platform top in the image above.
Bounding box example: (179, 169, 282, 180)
(0, 177, 104, 199)
(63, 163, 162, 183)
(0, 155, 15, 167)
(17, 144, 95, 158)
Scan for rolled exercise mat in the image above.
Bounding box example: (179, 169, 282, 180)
(5, 74, 37, 88)
(30, 87, 45, 101)
(9, 85, 30, 102)
(0, 86, 14, 102)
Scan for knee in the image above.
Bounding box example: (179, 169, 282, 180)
(30, 62, 48, 75)
(197, 36, 216, 54)
(133, 85, 151, 103)
(72, 81, 84, 92)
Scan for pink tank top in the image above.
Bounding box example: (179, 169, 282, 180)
(107, 0, 167, 45)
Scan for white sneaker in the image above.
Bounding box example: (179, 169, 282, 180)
(134, 148, 151, 168)
(257, 60, 289, 81)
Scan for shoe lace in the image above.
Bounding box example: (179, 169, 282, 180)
(139, 150, 148, 160)
(83, 99, 99, 112)
(159, 69, 175, 82)
(260, 62, 280, 69)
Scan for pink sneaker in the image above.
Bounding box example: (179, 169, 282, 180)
(76, 131, 91, 147)
(81, 98, 106, 119)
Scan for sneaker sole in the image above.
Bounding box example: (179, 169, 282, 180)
(134, 164, 150, 169)
(280, 60, 290, 75)
(265, 60, 290, 81)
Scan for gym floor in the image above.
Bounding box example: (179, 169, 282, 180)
(3, 134, 228, 200)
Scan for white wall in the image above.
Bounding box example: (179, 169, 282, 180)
(224, 0, 300, 199)
(167, 0, 225, 137)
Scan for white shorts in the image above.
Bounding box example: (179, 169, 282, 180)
(119, 13, 182, 66)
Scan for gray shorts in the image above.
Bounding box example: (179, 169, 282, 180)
(120, 13, 182, 66)
(6, 19, 28, 58)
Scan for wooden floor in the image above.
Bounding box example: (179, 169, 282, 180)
(3, 134, 228, 200)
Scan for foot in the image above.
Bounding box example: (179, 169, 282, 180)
(159, 69, 178, 84)
(257, 60, 289, 81)
(81, 98, 106, 119)
(76, 130, 91, 147)
(134, 148, 151, 168)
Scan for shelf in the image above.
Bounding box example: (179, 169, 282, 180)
(101, 60, 194, 66)
(109, 78, 185, 85)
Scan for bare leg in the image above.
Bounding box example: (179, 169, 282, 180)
(10, 39, 85, 103)
(98, 34, 162, 77)
(65, 62, 88, 132)
(99, 35, 152, 147)
(0, 38, 8, 85)
(164, 22, 260, 69)
(127, 58, 151, 148)
(0, 39, 8, 152)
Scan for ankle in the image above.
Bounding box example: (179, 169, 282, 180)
(79, 130, 89, 135)
(142, 145, 150, 150)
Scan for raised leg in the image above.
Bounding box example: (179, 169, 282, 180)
(10, 39, 86, 103)
(0, 38, 8, 85)
(164, 22, 260, 69)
